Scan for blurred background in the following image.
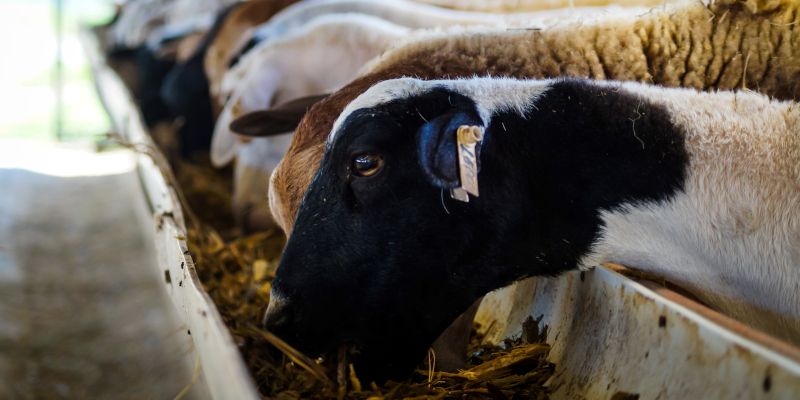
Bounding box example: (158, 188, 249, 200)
(0, 2, 207, 399)
(0, 0, 112, 142)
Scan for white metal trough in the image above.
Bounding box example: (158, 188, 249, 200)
(81, 26, 800, 400)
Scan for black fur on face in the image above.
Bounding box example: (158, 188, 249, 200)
(266, 79, 688, 381)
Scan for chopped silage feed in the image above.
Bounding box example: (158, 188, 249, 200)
(176, 158, 555, 399)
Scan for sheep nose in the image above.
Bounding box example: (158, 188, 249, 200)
(262, 292, 293, 333)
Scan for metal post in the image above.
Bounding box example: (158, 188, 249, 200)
(54, 0, 64, 141)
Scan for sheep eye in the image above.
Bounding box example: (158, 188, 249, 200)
(352, 154, 384, 177)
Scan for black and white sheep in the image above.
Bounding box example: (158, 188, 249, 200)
(262, 77, 800, 380)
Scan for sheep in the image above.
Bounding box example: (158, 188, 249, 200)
(142, 13, 214, 58)
(106, 0, 243, 153)
(242, 0, 617, 48)
(234, 0, 800, 237)
(158, 0, 298, 157)
(260, 76, 800, 381)
(109, 0, 173, 51)
(216, 2, 648, 230)
(204, 0, 300, 116)
(220, 14, 412, 230)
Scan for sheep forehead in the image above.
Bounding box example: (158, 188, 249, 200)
(328, 77, 552, 145)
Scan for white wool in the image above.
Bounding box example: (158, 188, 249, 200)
(220, 0, 641, 106)
(358, 3, 660, 76)
(144, 14, 215, 52)
(165, 0, 238, 26)
(330, 76, 550, 142)
(211, 13, 410, 167)
(111, 0, 173, 48)
(111, 0, 236, 49)
(249, 0, 571, 43)
(583, 81, 800, 340)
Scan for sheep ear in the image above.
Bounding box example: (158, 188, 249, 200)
(417, 111, 483, 189)
(230, 94, 329, 137)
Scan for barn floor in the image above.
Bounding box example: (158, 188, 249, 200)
(0, 140, 209, 399)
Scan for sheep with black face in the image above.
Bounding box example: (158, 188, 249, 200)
(265, 77, 800, 380)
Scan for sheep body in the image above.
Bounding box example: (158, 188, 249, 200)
(417, 0, 667, 12)
(204, 0, 299, 114)
(110, 0, 237, 49)
(586, 81, 800, 339)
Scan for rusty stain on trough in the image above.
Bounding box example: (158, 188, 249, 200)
(475, 263, 800, 399)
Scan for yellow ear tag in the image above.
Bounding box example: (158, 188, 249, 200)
(449, 125, 484, 203)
